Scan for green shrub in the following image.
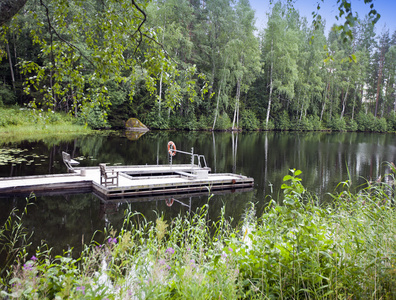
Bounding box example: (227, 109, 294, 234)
(4, 169, 396, 299)
(0, 108, 24, 126)
(143, 110, 169, 130)
(293, 116, 314, 131)
(348, 118, 358, 131)
(356, 111, 376, 131)
(386, 112, 396, 131)
(240, 109, 259, 131)
(374, 117, 387, 132)
(356, 112, 388, 132)
(184, 115, 199, 130)
(327, 116, 347, 131)
(214, 112, 232, 131)
(0, 85, 16, 106)
(263, 119, 275, 130)
(168, 114, 183, 129)
(78, 106, 109, 129)
(275, 110, 290, 130)
(197, 115, 210, 130)
(310, 115, 323, 130)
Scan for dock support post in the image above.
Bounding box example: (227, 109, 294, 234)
(191, 147, 194, 167)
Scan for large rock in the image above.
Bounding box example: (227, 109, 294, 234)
(125, 118, 149, 131)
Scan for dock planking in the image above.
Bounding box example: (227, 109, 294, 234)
(0, 164, 254, 199)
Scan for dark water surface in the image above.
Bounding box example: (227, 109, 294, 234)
(1, 131, 396, 254)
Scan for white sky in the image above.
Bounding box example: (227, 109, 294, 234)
(249, 0, 396, 36)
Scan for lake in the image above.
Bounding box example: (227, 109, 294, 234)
(1, 131, 396, 255)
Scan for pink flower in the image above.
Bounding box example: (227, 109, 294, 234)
(108, 237, 117, 244)
(23, 262, 33, 271)
(76, 286, 85, 295)
(166, 247, 175, 255)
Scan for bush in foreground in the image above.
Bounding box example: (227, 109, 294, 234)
(1, 169, 396, 299)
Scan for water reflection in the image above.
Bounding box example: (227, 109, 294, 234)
(1, 131, 396, 255)
(0, 188, 255, 256)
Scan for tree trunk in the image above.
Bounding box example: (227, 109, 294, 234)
(158, 70, 163, 118)
(0, 0, 28, 26)
(375, 52, 385, 117)
(5, 41, 15, 90)
(351, 84, 358, 120)
(265, 40, 274, 128)
(212, 85, 221, 130)
(320, 79, 329, 122)
(232, 77, 241, 130)
(212, 56, 228, 130)
(340, 84, 349, 120)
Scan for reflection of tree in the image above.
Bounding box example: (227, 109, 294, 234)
(18, 194, 104, 256)
(3, 131, 396, 257)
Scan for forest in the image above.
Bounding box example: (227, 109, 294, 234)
(0, 0, 395, 132)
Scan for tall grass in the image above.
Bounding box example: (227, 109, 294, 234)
(0, 198, 33, 289)
(1, 169, 396, 299)
(0, 107, 91, 142)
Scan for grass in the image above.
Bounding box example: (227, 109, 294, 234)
(0, 107, 92, 143)
(1, 169, 396, 299)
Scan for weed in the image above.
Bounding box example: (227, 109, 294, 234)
(1, 170, 396, 299)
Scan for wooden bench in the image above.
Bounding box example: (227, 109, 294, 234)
(99, 163, 119, 187)
(62, 151, 80, 173)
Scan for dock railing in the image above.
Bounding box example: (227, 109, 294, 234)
(167, 141, 207, 169)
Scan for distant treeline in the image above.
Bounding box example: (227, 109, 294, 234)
(0, 0, 395, 132)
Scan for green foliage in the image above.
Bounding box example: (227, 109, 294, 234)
(0, 107, 91, 140)
(213, 113, 232, 131)
(3, 169, 396, 298)
(275, 110, 291, 131)
(327, 116, 347, 131)
(197, 115, 211, 130)
(293, 116, 322, 131)
(0, 107, 24, 126)
(348, 118, 358, 131)
(77, 106, 109, 129)
(356, 112, 388, 132)
(0, 198, 33, 288)
(356, 111, 376, 131)
(375, 117, 388, 132)
(240, 109, 259, 131)
(143, 110, 169, 130)
(386, 112, 396, 131)
(0, 85, 16, 106)
(0, 0, 393, 133)
(263, 119, 275, 131)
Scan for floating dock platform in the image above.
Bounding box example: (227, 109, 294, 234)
(0, 164, 254, 200)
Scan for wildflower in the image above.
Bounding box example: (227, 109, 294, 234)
(31, 255, 38, 261)
(166, 247, 175, 255)
(76, 286, 85, 295)
(228, 247, 233, 252)
(108, 237, 117, 244)
(190, 259, 196, 269)
(23, 262, 33, 271)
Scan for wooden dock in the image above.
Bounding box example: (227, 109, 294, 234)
(0, 164, 254, 200)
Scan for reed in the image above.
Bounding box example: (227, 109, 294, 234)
(0, 107, 91, 143)
(1, 169, 396, 299)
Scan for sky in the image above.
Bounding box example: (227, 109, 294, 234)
(249, 0, 396, 35)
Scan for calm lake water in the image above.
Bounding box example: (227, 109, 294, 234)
(1, 131, 396, 254)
